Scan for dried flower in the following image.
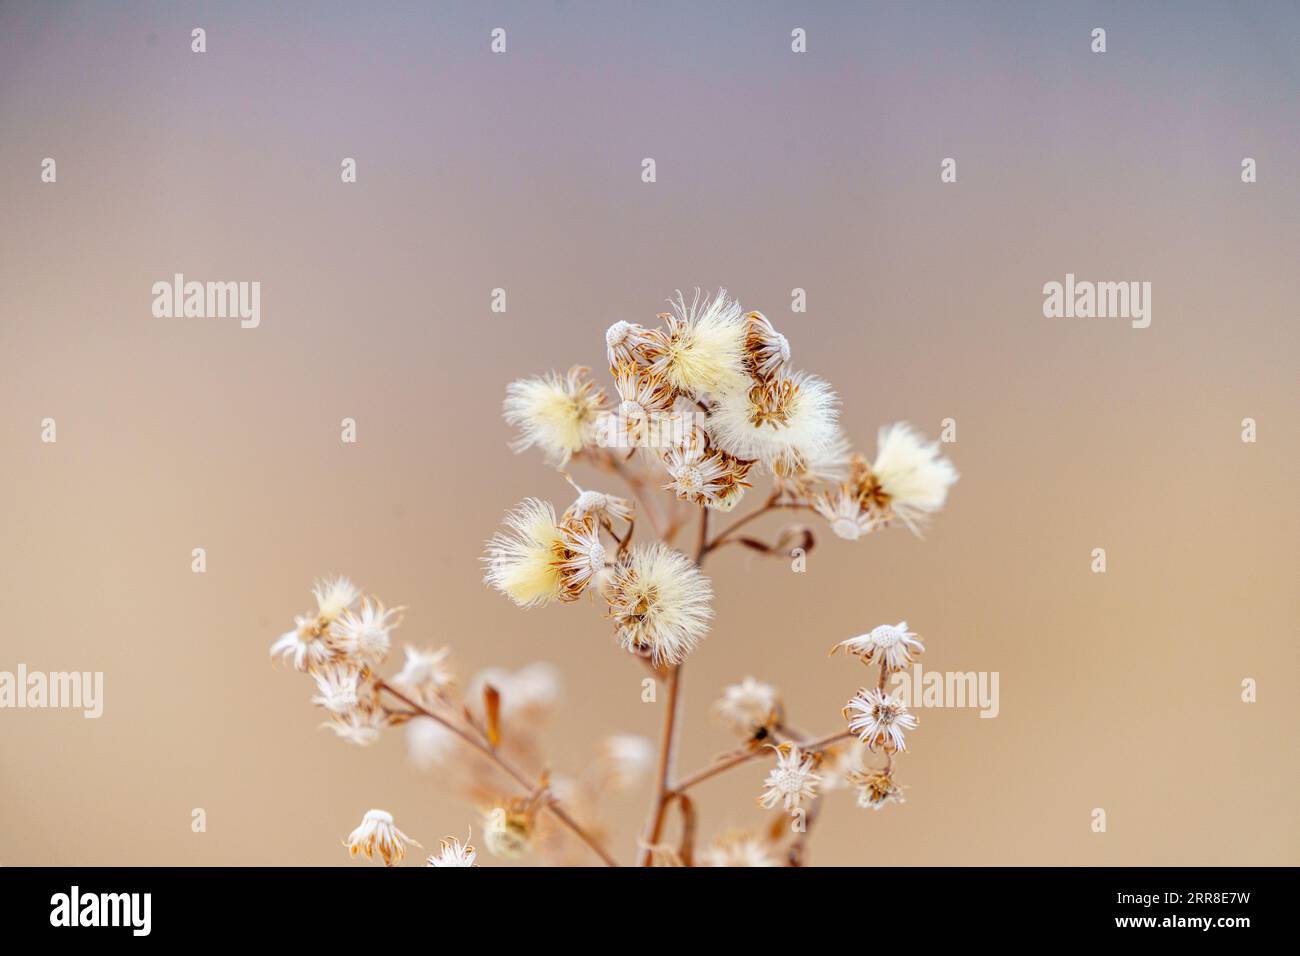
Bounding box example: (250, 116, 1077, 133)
(851, 769, 905, 811)
(426, 833, 478, 867)
(814, 484, 875, 540)
(597, 734, 654, 790)
(344, 809, 420, 866)
(641, 290, 749, 398)
(482, 499, 568, 608)
(562, 482, 634, 525)
(743, 310, 791, 381)
(661, 440, 753, 512)
(605, 543, 713, 666)
(845, 688, 917, 753)
(698, 830, 779, 867)
(322, 698, 390, 746)
(758, 744, 821, 813)
(313, 576, 360, 623)
(483, 806, 533, 859)
(391, 646, 454, 702)
(605, 320, 655, 368)
(833, 621, 924, 672)
(310, 661, 364, 714)
(270, 615, 336, 672)
(405, 715, 460, 769)
(705, 372, 841, 476)
(714, 676, 781, 738)
(859, 423, 958, 532)
(555, 515, 608, 602)
(503, 367, 606, 466)
(331, 598, 401, 665)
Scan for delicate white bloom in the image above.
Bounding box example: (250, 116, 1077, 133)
(845, 688, 917, 753)
(482, 499, 566, 608)
(270, 616, 336, 672)
(392, 645, 454, 701)
(426, 833, 478, 867)
(833, 621, 924, 672)
(869, 423, 958, 531)
(503, 367, 606, 466)
(852, 769, 906, 811)
(310, 661, 363, 714)
(641, 290, 749, 398)
(605, 320, 655, 368)
(661, 441, 752, 512)
(321, 700, 389, 746)
(609, 360, 677, 449)
(483, 807, 532, 859)
(405, 716, 460, 770)
(562, 482, 634, 525)
(330, 598, 400, 665)
(605, 543, 713, 666)
(814, 485, 875, 540)
(467, 662, 561, 724)
(706, 372, 841, 476)
(313, 576, 360, 623)
(556, 515, 607, 602)
(743, 310, 791, 381)
(597, 734, 654, 789)
(698, 831, 779, 867)
(713, 677, 780, 738)
(344, 808, 420, 866)
(758, 745, 821, 813)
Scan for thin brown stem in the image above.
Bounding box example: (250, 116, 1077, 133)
(701, 493, 812, 557)
(375, 680, 618, 867)
(634, 663, 684, 866)
(670, 729, 854, 795)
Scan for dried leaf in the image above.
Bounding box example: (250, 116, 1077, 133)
(483, 683, 502, 748)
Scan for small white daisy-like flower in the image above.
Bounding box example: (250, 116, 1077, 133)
(743, 310, 791, 381)
(705, 372, 841, 476)
(313, 576, 360, 623)
(713, 676, 781, 738)
(661, 441, 753, 512)
(640, 289, 749, 399)
(555, 515, 607, 602)
(344, 808, 421, 867)
(605, 543, 713, 666)
(310, 661, 364, 714)
(405, 715, 460, 769)
(845, 687, 917, 753)
(814, 485, 875, 540)
(269, 615, 336, 672)
(562, 482, 634, 526)
(483, 806, 532, 860)
(321, 700, 389, 746)
(866, 423, 958, 532)
(503, 367, 606, 466)
(833, 621, 924, 672)
(330, 598, 401, 665)
(391, 646, 454, 701)
(482, 498, 567, 608)
(698, 830, 779, 867)
(851, 769, 906, 811)
(597, 734, 654, 790)
(758, 745, 821, 813)
(426, 833, 478, 867)
(605, 320, 655, 368)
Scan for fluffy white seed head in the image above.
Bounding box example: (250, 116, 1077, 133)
(705, 372, 841, 476)
(644, 290, 749, 398)
(482, 499, 566, 608)
(871, 423, 958, 529)
(606, 543, 713, 666)
(502, 368, 605, 466)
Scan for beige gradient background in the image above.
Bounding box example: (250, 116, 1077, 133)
(1, 1, 1297, 865)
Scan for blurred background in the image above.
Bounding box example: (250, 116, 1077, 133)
(0, 0, 1296, 865)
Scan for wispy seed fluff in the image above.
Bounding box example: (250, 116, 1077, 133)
(705, 371, 842, 476)
(482, 499, 567, 608)
(502, 367, 606, 466)
(604, 543, 713, 666)
(642, 290, 749, 398)
(868, 423, 959, 531)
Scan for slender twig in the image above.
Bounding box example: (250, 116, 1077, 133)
(634, 663, 684, 866)
(375, 680, 619, 867)
(701, 492, 812, 557)
(670, 729, 855, 795)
